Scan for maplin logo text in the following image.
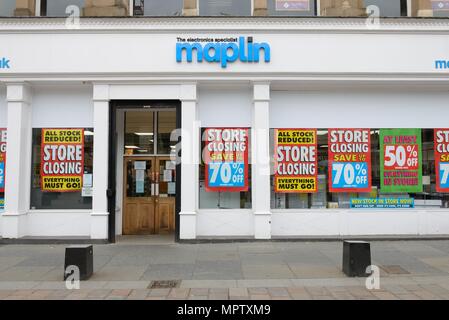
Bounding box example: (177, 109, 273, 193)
(0, 57, 10, 69)
(176, 36, 270, 68)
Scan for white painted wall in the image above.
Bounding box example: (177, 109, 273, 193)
(270, 90, 449, 237)
(270, 90, 449, 128)
(196, 210, 254, 237)
(1, 32, 449, 75)
(32, 85, 93, 127)
(196, 87, 254, 237)
(0, 86, 7, 127)
(198, 87, 252, 127)
(26, 85, 94, 237)
(26, 211, 91, 236)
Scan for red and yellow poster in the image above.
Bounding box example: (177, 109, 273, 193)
(0, 128, 6, 193)
(41, 129, 84, 192)
(435, 129, 449, 193)
(204, 128, 249, 192)
(274, 129, 317, 193)
(328, 129, 372, 193)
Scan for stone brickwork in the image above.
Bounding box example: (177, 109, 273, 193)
(411, 0, 433, 17)
(183, 0, 198, 16)
(83, 0, 129, 17)
(14, 0, 35, 16)
(254, 0, 268, 16)
(321, 0, 366, 17)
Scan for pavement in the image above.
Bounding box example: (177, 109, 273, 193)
(1, 239, 449, 300)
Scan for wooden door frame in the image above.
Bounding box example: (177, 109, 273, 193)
(108, 100, 181, 243)
(122, 156, 156, 235)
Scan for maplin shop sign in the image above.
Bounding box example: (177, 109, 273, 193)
(176, 36, 271, 68)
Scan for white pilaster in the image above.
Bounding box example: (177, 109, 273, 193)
(179, 83, 199, 239)
(252, 82, 271, 239)
(91, 84, 110, 239)
(3, 83, 32, 238)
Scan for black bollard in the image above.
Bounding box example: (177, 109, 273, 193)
(64, 245, 93, 281)
(342, 240, 371, 277)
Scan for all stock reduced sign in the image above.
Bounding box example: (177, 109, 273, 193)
(203, 128, 249, 192)
(328, 129, 372, 193)
(41, 129, 84, 192)
(274, 129, 318, 193)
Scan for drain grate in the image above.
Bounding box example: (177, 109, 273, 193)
(148, 280, 181, 289)
(380, 265, 410, 275)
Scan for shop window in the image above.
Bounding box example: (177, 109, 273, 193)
(431, 0, 449, 17)
(268, 0, 317, 16)
(157, 110, 177, 155)
(199, 0, 252, 16)
(364, 0, 407, 17)
(0, 128, 5, 212)
(133, 0, 183, 16)
(0, 0, 15, 16)
(271, 128, 449, 210)
(30, 128, 94, 210)
(199, 128, 252, 209)
(124, 111, 155, 155)
(124, 110, 176, 155)
(320, 0, 407, 17)
(41, 0, 85, 16)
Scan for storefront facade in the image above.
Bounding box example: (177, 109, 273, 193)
(1, 17, 449, 241)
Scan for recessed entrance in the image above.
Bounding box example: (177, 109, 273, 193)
(122, 108, 177, 236)
(108, 101, 181, 242)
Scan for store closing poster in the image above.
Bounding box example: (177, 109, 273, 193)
(380, 129, 422, 193)
(41, 129, 84, 192)
(328, 129, 372, 192)
(204, 128, 248, 192)
(434, 129, 449, 192)
(275, 129, 317, 193)
(0, 128, 6, 210)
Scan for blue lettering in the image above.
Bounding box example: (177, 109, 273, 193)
(221, 43, 238, 68)
(204, 43, 220, 62)
(238, 36, 247, 62)
(176, 37, 270, 68)
(435, 60, 448, 69)
(253, 43, 271, 63)
(176, 43, 203, 63)
(0, 57, 10, 69)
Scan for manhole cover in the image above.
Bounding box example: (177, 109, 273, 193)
(148, 280, 181, 289)
(380, 265, 410, 274)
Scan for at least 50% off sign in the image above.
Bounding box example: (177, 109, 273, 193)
(208, 162, 245, 187)
(384, 144, 419, 170)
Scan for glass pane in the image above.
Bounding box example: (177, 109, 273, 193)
(30, 128, 93, 210)
(158, 159, 176, 198)
(199, 128, 252, 209)
(124, 111, 154, 155)
(199, 0, 252, 16)
(268, 0, 316, 16)
(133, 0, 182, 16)
(432, 0, 449, 17)
(125, 159, 154, 197)
(45, 0, 85, 16)
(157, 111, 176, 155)
(0, 0, 15, 17)
(271, 128, 449, 210)
(364, 0, 402, 17)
